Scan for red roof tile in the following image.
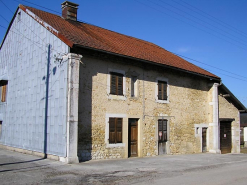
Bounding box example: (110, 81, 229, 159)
(20, 5, 220, 79)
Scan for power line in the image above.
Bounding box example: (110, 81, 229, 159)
(0, 0, 69, 57)
(145, 0, 247, 48)
(0, 24, 45, 52)
(0, 0, 50, 49)
(172, 52, 247, 80)
(2, 1, 247, 83)
(156, 0, 247, 45)
(13, 0, 60, 14)
(134, 0, 247, 51)
(0, 14, 10, 23)
(176, 0, 247, 37)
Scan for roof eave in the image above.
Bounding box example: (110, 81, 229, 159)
(73, 44, 221, 82)
(219, 83, 247, 112)
(19, 5, 74, 48)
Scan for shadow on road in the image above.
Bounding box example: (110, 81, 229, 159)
(0, 164, 50, 173)
(0, 158, 45, 166)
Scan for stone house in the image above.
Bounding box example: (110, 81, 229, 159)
(0, 1, 246, 163)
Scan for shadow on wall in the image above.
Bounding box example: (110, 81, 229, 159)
(78, 62, 93, 162)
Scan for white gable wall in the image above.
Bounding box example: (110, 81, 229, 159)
(0, 8, 69, 157)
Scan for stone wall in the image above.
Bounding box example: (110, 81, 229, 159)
(77, 54, 213, 161)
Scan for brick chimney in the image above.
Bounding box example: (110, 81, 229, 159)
(61, 1, 79, 21)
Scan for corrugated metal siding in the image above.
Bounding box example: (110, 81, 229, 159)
(0, 8, 69, 157)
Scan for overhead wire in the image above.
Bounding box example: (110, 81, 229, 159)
(172, 52, 247, 80)
(176, 0, 247, 37)
(134, 0, 247, 51)
(156, 0, 247, 45)
(143, 0, 247, 48)
(0, 0, 69, 57)
(1, 0, 247, 83)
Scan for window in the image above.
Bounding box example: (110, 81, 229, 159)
(158, 119, 167, 142)
(158, 80, 167, 100)
(0, 81, 7, 102)
(18, 11, 21, 22)
(131, 76, 137, 97)
(110, 72, 123, 96)
(109, 118, 122, 144)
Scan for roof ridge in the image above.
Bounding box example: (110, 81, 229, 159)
(23, 5, 166, 52)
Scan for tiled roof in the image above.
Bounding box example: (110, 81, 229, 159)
(20, 5, 220, 79)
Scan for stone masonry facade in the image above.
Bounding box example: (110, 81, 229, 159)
(76, 52, 223, 161)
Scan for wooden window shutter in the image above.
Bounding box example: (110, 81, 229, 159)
(117, 75, 123, 95)
(110, 74, 117, 95)
(116, 118, 122, 143)
(109, 118, 123, 144)
(163, 82, 167, 100)
(1, 84, 7, 102)
(109, 118, 116, 144)
(110, 72, 123, 95)
(158, 82, 162, 100)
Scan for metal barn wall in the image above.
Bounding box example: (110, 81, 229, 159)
(0, 8, 69, 157)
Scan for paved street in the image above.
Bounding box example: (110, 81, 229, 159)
(1, 148, 247, 185)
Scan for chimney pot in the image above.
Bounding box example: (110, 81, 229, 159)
(61, 1, 79, 21)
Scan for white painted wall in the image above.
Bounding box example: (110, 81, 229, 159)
(0, 8, 69, 156)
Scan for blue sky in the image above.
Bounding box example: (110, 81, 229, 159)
(1, 0, 247, 107)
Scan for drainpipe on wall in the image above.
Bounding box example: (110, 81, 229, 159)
(44, 44, 51, 158)
(209, 82, 221, 153)
(66, 53, 82, 164)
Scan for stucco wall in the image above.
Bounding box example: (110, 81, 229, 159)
(219, 94, 240, 153)
(0, 8, 69, 156)
(77, 54, 212, 161)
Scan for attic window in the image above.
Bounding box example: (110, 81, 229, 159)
(18, 11, 21, 22)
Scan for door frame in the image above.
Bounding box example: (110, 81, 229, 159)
(194, 124, 209, 153)
(128, 118, 140, 157)
(156, 116, 170, 155)
(202, 127, 208, 152)
(219, 118, 234, 154)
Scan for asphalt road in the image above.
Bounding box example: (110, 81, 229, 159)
(1, 148, 247, 184)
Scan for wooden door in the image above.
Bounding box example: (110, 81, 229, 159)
(202, 127, 207, 152)
(220, 122, 232, 154)
(128, 119, 138, 157)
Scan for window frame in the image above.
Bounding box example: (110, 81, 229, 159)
(105, 113, 126, 148)
(107, 69, 126, 100)
(0, 80, 8, 103)
(155, 77, 169, 103)
(109, 117, 123, 144)
(158, 119, 168, 142)
(158, 80, 167, 100)
(110, 72, 124, 96)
